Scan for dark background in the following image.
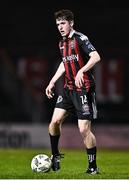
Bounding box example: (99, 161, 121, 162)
(0, 0, 129, 124)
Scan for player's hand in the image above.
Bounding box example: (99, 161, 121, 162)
(75, 69, 84, 88)
(45, 82, 55, 99)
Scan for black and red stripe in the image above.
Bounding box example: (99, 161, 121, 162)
(68, 39, 77, 78)
(74, 37, 90, 92)
(59, 32, 94, 92)
(63, 40, 74, 82)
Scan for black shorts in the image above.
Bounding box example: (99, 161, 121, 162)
(55, 88, 97, 121)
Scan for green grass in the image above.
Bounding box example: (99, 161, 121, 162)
(0, 148, 129, 179)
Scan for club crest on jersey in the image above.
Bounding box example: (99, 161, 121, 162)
(60, 46, 64, 49)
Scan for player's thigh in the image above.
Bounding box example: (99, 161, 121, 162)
(71, 90, 96, 121)
(51, 107, 68, 124)
(78, 119, 91, 133)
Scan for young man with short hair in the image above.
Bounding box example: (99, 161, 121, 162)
(45, 9, 101, 174)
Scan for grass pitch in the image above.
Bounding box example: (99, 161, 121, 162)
(0, 148, 129, 179)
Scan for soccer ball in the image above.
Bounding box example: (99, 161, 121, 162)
(31, 154, 52, 173)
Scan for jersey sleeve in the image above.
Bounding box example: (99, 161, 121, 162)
(78, 34, 96, 54)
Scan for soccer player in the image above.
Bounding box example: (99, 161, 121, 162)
(45, 9, 101, 174)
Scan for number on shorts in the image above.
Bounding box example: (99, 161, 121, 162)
(80, 95, 87, 105)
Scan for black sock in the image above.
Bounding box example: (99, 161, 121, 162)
(86, 146, 97, 169)
(49, 134, 60, 156)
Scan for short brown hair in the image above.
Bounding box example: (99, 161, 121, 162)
(54, 9, 74, 21)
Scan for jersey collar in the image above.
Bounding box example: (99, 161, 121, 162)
(68, 29, 75, 38)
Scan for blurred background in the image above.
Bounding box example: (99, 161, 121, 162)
(0, 0, 129, 149)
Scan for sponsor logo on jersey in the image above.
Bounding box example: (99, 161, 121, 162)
(62, 54, 79, 62)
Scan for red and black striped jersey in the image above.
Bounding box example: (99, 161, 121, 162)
(59, 30, 96, 92)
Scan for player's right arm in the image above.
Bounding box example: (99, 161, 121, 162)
(45, 62, 65, 99)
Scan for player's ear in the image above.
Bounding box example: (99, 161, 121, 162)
(70, 20, 74, 27)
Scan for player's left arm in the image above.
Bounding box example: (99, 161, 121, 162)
(75, 51, 101, 88)
(81, 50, 101, 72)
(75, 35, 101, 88)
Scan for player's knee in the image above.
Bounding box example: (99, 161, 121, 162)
(50, 118, 61, 126)
(79, 126, 90, 137)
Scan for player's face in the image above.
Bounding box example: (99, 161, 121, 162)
(56, 19, 73, 37)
